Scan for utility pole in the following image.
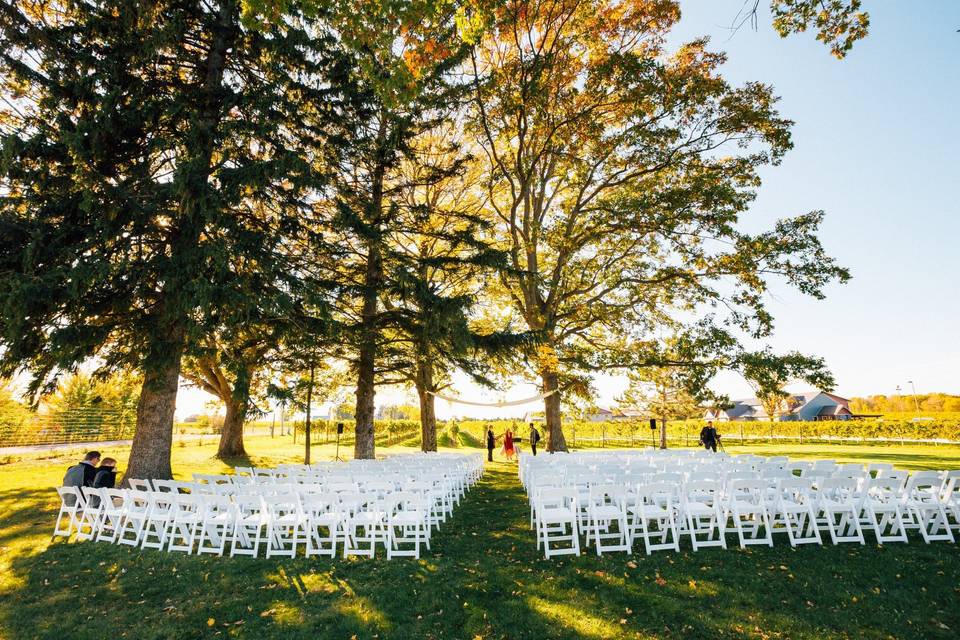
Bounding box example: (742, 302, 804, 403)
(908, 380, 920, 413)
(305, 362, 314, 464)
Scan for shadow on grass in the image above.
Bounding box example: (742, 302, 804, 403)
(2, 464, 959, 640)
(213, 453, 259, 470)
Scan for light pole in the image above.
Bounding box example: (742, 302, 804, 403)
(907, 380, 920, 413)
(895, 385, 902, 413)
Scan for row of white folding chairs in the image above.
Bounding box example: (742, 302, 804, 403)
(143, 474, 460, 535)
(53, 485, 434, 559)
(271, 454, 483, 483)
(530, 471, 960, 558)
(208, 473, 462, 528)
(522, 454, 940, 495)
(226, 458, 480, 501)
(528, 465, 958, 509)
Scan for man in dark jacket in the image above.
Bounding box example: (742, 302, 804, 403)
(62, 450, 101, 487)
(486, 426, 496, 462)
(699, 422, 720, 452)
(529, 422, 541, 456)
(92, 458, 118, 489)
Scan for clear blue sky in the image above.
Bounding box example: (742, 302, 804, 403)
(670, 0, 960, 401)
(179, 1, 960, 420)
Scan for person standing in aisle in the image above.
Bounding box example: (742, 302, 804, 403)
(529, 422, 541, 456)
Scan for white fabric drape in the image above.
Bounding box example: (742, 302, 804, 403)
(426, 388, 558, 407)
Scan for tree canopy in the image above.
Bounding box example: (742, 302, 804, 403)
(0, 0, 856, 471)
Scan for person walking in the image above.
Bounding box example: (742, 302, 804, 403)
(699, 421, 720, 453)
(486, 426, 496, 462)
(62, 451, 101, 488)
(529, 422, 541, 456)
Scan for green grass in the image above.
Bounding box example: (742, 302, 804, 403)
(1, 436, 959, 639)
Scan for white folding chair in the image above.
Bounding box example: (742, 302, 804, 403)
(858, 478, 908, 544)
(265, 494, 305, 558)
(901, 471, 954, 543)
(196, 495, 236, 556)
(141, 492, 175, 551)
(76, 487, 104, 542)
(95, 488, 128, 544)
(167, 494, 203, 553)
(127, 479, 152, 492)
(584, 484, 631, 555)
(342, 494, 387, 558)
(942, 471, 960, 536)
(535, 487, 581, 559)
(230, 494, 267, 557)
(814, 478, 865, 545)
(771, 478, 822, 547)
(726, 479, 773, 548)
(630, 482, 680, 555)
(302, 493, 343, 558)
(681, 482, 727, 551)
(117, 490, 152, 547)
(53, 486, 85, 539)
(386, 492, 430, 559)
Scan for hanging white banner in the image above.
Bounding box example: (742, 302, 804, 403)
(426, 387, 558, 407)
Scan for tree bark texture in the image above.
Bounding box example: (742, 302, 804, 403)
(542, 371, 567, 452)
(415, 356, 437, 452)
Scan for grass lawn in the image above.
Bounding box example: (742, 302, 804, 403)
(1, 436, 959, 639)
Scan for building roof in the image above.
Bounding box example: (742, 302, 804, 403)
(716, 391, 851, 418)
(817, 404, 852, 416)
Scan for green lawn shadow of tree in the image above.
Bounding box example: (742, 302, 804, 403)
(2, 464, 959, 639)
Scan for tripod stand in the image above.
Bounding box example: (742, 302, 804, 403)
(334, 422, 345, 462)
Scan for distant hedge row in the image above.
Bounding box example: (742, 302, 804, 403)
(452, 417, 960, 446)
(5, 411, 958, 449)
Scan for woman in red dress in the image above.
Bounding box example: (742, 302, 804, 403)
(501, 428, 516, 461)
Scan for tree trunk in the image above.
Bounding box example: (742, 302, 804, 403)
(659, 415, 668, 449)
(353, 118, 389, 460)
(126, 335, 183, 483)
(415, 357, 437, 452)
(218, 397, 247, 458)
(217, 373, 249, 458)
(354, 243, 381, 460)
(542, 371, 567, 452)
(126, 1, 236, 481)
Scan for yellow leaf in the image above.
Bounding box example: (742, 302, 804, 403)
(207, 618, 215, 627)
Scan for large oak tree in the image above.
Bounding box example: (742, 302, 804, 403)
(468, 0, 849, 451)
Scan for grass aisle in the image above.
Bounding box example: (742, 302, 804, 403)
(2, 454, 959, 639)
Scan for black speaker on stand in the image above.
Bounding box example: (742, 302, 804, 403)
(335, 422, 345, 462)
(649, 418, 658, 449)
